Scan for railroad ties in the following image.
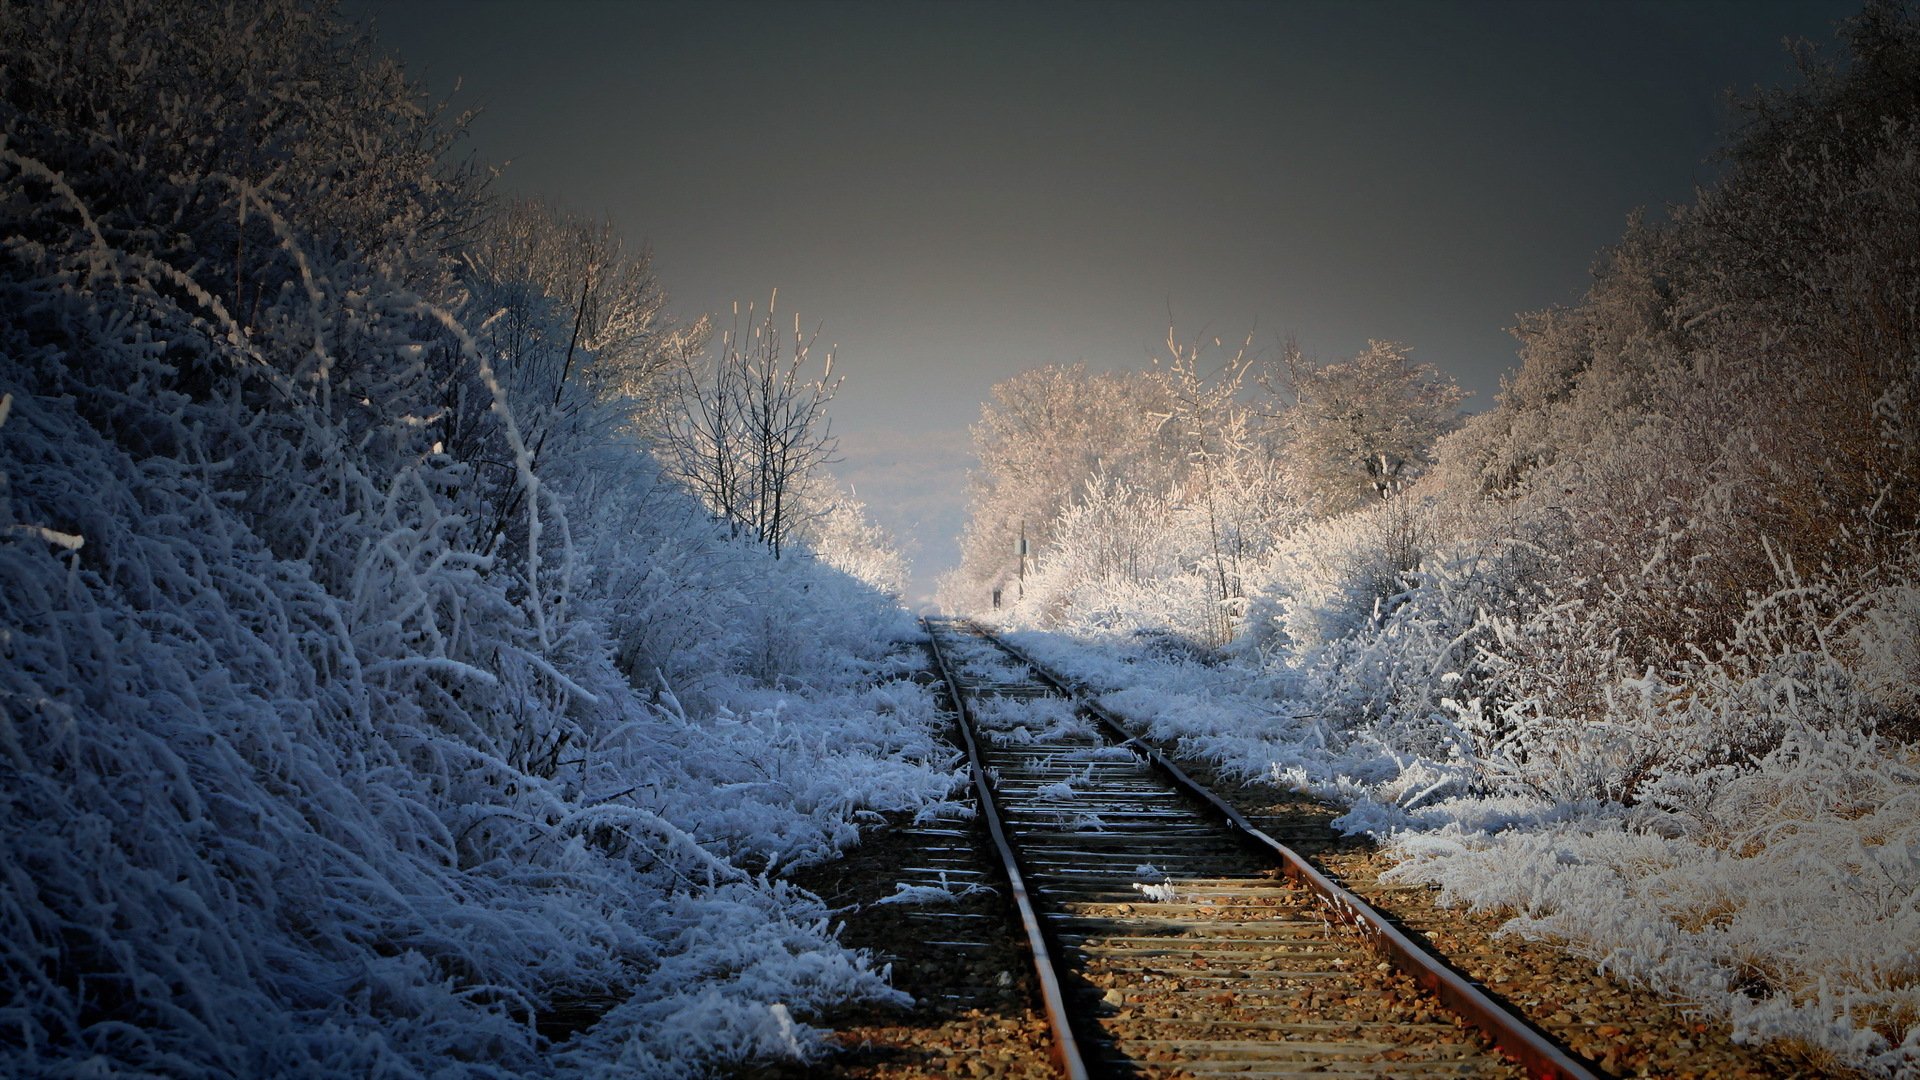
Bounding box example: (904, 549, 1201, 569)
(924, 617, 1600, 1080)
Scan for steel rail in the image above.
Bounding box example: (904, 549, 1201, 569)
(923, 619, 1091, 1080)
(970, 620, 1605, 1080)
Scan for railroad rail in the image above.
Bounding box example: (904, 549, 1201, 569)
(923, 616, 1603, 1080)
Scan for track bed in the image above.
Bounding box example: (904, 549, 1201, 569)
(925, 618, 1601, 1079)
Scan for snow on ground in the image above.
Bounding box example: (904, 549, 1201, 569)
(995, 622, 1920, 1077)
(0, 350, 962, 1076)
(953, 16, 1920, 1069)
(0, 2, 964, 1074)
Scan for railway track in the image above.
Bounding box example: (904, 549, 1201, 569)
(923, 616, 1603, 1080)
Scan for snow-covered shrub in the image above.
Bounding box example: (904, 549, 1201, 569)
(1389, 724, 1920, 1077)
(789, 476, 912, 602)
(945, 363, 1181, 612)
(0, 2, 947, 1076)
(1847, 576, 1920, 725)
(1243, 496, 1434, 656)
(967, 6, 1920, 1071)
(1012, 474, 1180, 631)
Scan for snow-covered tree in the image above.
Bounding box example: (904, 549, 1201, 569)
(1143, 329, 1297, 645)
(789, 474, 912, 600)
(467, 199, 699, 441)
(662, 294, 841, 558)
(0, 3, 950, 1076)
(1275, 340, 1468, 516)
(947, 364, 1177, 610)
(948, 332, 1301, 646)
(454, 199, 703, 557)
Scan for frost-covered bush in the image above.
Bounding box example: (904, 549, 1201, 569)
(788, 475, 913, 602)
(1241, 495, 1436, 656)
(969, 5, 1920, 1071)
(1320, 1, 1920, 800)
(1389, 724, 1920, 1076)
(1013, 475, 1185, 633)
(1005, 456, 1295, 653)
(0, 2, 942, 1076)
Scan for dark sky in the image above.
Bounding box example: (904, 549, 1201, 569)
(345, 0, 1860, 604)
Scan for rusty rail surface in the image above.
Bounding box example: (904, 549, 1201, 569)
(925, 621, 1091, 1080)
(970, 619, 1604, 1080)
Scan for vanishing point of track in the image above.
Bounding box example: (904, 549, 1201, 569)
(923, 616, 1602, 1080)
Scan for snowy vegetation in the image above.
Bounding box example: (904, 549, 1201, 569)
(0, 1, 948, 1075)
(951, 5, 1920, 1073)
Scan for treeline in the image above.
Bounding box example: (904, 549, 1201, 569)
(943, 335, 1467, 645)
(0, 1, 938, 1075)
(952, 0, 1919, 793)
(955, 10, 1918, 1064)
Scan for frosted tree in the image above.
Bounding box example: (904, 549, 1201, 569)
(664, 294, 840, 558)
(1148, 329, 1286, 645)
(459, 199, 705, 554)
(468, 200, 698, 428)
(1275, 340, 1467, 516)
(950, 364, 1176, 610)
(947, 331, 1304, 643)
(787, 472, 911, 599)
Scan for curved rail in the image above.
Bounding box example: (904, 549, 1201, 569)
(968, 619, 1603, 1080)
(925, 622, 1091, 1080)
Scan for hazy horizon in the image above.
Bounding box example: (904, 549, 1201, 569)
(347, 0, 1860, 605)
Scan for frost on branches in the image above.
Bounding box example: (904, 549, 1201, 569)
(956, 5, 1920, 1073)
(0, 1, 944, 1076)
